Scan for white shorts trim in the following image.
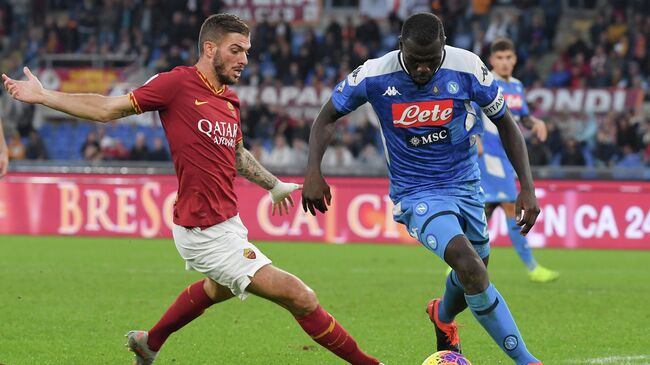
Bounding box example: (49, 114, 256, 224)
(172, 215, 272, 300)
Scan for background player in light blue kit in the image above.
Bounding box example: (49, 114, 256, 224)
(480, 38, 559, 283)
(302, 13, 543, 365)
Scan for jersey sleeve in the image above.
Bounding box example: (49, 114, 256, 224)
(330, 63, 370, 115)
(468, 55, 506, 121)
(129, 70, 181, 114)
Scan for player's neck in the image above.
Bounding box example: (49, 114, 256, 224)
(195, 60, 225, 91)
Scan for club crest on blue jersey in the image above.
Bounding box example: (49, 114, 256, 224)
(503, 335, 519, 350)
(426, 234, 438, 249)
(447, 81, 459, 94)
(415, 202, 428, 215)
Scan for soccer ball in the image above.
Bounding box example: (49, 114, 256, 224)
(421, 351, 472, 365)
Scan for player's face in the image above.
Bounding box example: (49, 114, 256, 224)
(213, 32, 250, 85)
(400, 37, 445, 85)
(489, 50, 516, 78)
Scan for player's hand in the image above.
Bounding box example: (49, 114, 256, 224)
(302, 172, 331, 216)
(530, 117, 547, 142)
(2, 67, 46, 104)
(269, 180, 302, 216)
(515, 189, 540, 236)
(0, 147, 8, 178)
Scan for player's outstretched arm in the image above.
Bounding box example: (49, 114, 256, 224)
(302, 98, 343, 216)
(494, 108, 540, 236)
(521, 115, 547, 142)
(235, 142, 300, 216)
(2, 67, 134, 123)
(0, 117, 8, 178)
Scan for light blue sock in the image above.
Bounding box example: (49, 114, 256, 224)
(506, 217, 538, 271)
(438, 270, 468, 323)
(465, 284, 540, 365)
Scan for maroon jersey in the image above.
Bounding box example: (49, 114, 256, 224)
(129, 66, 243, 228)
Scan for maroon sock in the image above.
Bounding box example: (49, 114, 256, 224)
(296, 305, 380, 365)
(147, 280, 215, 351)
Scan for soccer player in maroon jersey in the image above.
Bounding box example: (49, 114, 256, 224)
(3, 13, 382, 365)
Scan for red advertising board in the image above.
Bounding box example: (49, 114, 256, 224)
(1, 173, 649, 249)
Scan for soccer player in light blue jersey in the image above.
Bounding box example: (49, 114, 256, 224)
(479, 38, 559, 283)
(302, 13, 543, 365)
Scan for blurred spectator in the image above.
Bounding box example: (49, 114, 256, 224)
(264, 135, 293, 166)
(104, 138, 129, 160)
(81, 131, 102, 161)
(149, 137, 170, 161)
(323, 142, 355, 169)
(616, 145, 643, 167)
(561, 138, 586, 166)
(527, 136, 550, 166)
(7, 131, 25, 160)
(544, 121, 564, 158)
(593, 130, 620, 167)
(356, 144, 384, 169)
(129, 132, 149, 161)
(25, 130, 48, 160)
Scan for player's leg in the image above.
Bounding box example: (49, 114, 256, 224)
(502, 202, 559, 282)
(247, 265, 382, 365)
(148, 278, 233, 349)
(452, 197, 541, 365)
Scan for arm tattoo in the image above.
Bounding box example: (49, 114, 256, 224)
(235, 144, 278, 190)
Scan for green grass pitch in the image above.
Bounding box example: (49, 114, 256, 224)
(1, 235, 649, 364)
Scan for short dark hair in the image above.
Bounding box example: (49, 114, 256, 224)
(198, 13, 250, 55)
(401, 13, 445, 45)
(491, 38, 515, 54)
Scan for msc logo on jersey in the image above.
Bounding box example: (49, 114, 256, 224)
(504, 93, 523, 110)
(382, 86, 402, 96)
(406, 127, 450, 148)
(392, 100, 454, 128)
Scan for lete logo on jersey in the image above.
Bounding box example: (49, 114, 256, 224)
(392, 100, 454, 128)
(504, 93, 523, 110)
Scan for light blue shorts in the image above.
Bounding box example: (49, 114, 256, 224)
(393, 193, 490, 259)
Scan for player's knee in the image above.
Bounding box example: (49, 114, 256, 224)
(289, 285, 319, 317)
(455, 255, 489, 293)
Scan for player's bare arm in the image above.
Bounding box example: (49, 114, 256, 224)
(494, 108, 540, 235)
(302, 98, 343, 216)
(235, 142, 300, 216)
(2, 67, 134, 123)
(0, 117, 8, 178)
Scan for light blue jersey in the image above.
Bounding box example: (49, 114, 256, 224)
(331, 46, 506, 204)
(331, 46, 507, 258)
(479, 74, 529, 203)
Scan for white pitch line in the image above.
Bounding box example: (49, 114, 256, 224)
(566, 355, 650, 364)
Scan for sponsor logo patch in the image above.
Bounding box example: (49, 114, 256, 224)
(405, 127, 451, 148)
(392, 100, 454, 128)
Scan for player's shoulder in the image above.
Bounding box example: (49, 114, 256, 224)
(440, 46, 492, 86)
(144, 66, 193, 85)
(347, 50, 401, 86)
(440, 46, 483, 73)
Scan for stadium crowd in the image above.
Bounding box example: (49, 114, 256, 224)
(1, 0, 650, 168)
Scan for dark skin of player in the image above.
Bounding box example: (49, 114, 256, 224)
(301, 36, 540, 295)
